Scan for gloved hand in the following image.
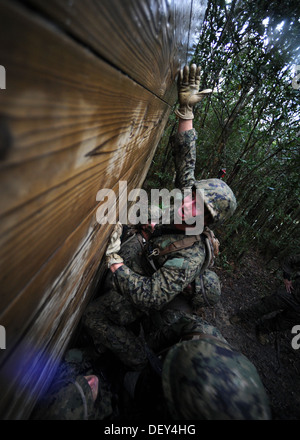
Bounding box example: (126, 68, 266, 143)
(105, 222, 124, 268)
(175, 64, 213, 120)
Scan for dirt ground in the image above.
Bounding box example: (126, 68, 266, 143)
(203, 249, 300, 420)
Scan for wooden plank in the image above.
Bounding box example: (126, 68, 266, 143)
(0, 0, 208, 420)
(21, 0, 207, 103)
(0, 217, 102, 419)
(0, 122, 167, 419)
(22, 0, 189, 104)
(0, 0, 172, 419)
(0, 126, 166, 356)
(0, 0, 171, 307)
(0, 1, 170, 214)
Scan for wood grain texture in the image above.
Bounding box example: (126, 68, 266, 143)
(21, 0, 206, 103)
(0, 0, 207, 419)
(0, 1, 169, 303)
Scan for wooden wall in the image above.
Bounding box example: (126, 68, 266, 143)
(0, 0, 207, 419)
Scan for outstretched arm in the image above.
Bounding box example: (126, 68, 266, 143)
(173, 64, 212, 190)
(178, 118, 193, 133)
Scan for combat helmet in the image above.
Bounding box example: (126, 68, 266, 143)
(162, 335, 271, 420)
(194, 178, 237, 226)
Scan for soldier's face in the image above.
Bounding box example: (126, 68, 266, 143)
(179, 191, 203, 220)
(84, 375, 99, 402)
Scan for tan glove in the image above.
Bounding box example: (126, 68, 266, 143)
(175, 64, 213, 120)
(105, 222, 124, 268)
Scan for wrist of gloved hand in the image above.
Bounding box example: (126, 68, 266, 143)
(106, 253, 124, 269)
(175, 106, 194, 120)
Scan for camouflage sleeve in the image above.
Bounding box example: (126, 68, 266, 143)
(170, 128, 197, 190)
(282, 254, 300, 280)
(148, 309, 227, 353)
(114, 252, 204, 311)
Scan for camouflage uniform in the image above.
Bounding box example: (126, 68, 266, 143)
(145, 308, 227, 354)
(171, 129, 237, 226)
(83, 129, 236, 369)
(83, 233, 149, 370)
(83, 228, 221, 370)
(113, 129, 235, 312)
(31, 348, 115, 420)
(114, 232, 206, 311)
(234, 254, 300, 335)
(130, 319, 271, 420)
(172, 129, 197, 189)
(162, 336, 271, 420)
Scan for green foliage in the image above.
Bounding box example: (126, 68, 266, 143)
(143, 111, 178, 191)
(144, 0, 300, 267)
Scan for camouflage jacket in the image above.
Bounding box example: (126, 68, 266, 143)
(110, 129, 206, 313)
(171, 128, 197, 190)
(114, 232, 206, 312)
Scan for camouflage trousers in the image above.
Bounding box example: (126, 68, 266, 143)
(82, 297, 225, 372)
(145, 308, 228, 354)
(82, 267, 221, 371)
(82, 297, 148, 371)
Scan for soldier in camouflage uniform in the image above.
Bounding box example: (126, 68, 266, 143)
(83, 222, 222, 370)
(161, 335, 271, 419)
(83, 229, 152, 371)
(231, 254, 300, 344)
(31, 347, 115, 420)
(81, 65, 270, 420)
(83, 64, 236, 370)
(127, 324, 271, 420)
(108, 65, 236, 313)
